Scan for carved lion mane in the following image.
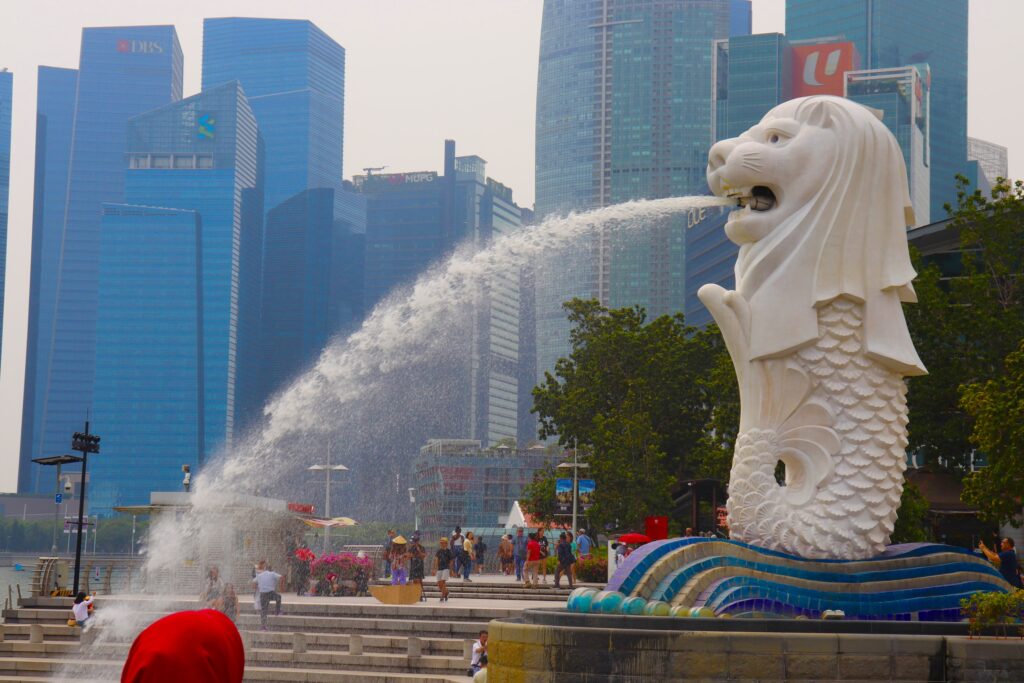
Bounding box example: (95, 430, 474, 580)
(734, 95, 926, 376)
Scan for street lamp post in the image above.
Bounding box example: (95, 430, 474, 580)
(557, 440, 590, 536)
(408, 487, 418, 531)
(308, 444, 348, 554)
(70, 423, 100, 595)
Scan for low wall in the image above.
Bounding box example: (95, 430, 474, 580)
(487, 612, 1024, 682)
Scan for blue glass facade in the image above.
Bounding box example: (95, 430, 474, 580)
(91, 205, 203, 514)
(534, 0, 751, 386)
(201, 18, 345, 213)
(359, 141, 523, 445)
(123, 81, 263, 457)
(786, 0, 968, 219)
(0, 70, 11, 360)
(19, 66, 78, 494)
(262, 188, 335, 395)
(20, 27, 182, 494)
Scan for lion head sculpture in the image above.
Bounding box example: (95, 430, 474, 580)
(706, 95, 926, 376)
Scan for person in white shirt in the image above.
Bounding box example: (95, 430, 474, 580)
(251, 560, 283, 630)
(72, 591, 94, 627)
(468, 630, 488, 676)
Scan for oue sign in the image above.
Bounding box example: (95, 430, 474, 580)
(686, 207, 708, 228)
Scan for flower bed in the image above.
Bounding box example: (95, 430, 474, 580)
(309, 552, 374, 596)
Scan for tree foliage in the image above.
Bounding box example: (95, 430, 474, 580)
(891, 481, 932, 544)
(905, 176, 1024, 472)
(961, 339, 1024, 526)
(529, 299, 736, 530)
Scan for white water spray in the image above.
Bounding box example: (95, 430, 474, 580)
(57, 196, 733, 683)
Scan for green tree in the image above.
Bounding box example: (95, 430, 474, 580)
(891, 481, 933, 543)
(905, 176, 1024, 472)
(530, 299, 735, 529)
(960, 339, 1024, 526)
(519, 463, 559, 529)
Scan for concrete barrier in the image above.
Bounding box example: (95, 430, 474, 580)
(29, 624, 44, 644)
(349, 634, 363, 655)
(407, 636, 422, 658)
(292, 632, 307, 654)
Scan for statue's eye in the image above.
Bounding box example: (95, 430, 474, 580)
(768, 133, 782, 144)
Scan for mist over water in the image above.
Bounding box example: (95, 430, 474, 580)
(199, 196, 734, 514)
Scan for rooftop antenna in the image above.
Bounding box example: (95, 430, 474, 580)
(363, 166, 387, 177)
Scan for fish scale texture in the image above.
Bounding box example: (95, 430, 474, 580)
(727, 297, 909, 560)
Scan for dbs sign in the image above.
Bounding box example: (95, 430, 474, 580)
(791, 42, 858, 97)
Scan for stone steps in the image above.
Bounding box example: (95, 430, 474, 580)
(0, 593, 551, 681)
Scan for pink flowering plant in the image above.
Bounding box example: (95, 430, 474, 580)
(309, 552, 374, 595)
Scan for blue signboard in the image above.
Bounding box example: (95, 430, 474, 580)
(55, 493, 63, 505)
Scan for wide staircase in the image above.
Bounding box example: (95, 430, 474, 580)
(0, 577, 571, 682)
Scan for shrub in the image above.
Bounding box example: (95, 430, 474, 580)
(961, 590, 1024, 637)
(575, 556, 608, 583)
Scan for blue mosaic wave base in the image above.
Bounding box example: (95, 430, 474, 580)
(585, 539, 1011, 622)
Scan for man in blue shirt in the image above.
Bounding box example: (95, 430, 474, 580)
(979, 537, 1023, 588)
(577, 528, 594, 560)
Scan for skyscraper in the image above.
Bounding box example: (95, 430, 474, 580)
(967, 137, 1008, 187)
(261, 188, 335, 395)
(202, 18, 362, 406)
(786, 0, 968, 219)
(122, 81, 263, 456)
(358, 141, 524, 445)
(201, 18, 345, 214)
(0, 70, 12, 360)
(534, 0, 751, 384)
(91, 205, 203, 514)
(19, 27, 182, 494)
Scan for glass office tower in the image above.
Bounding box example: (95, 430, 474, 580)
(358, 141, 523, 445)
(534, 0, 750, 386)
(786, 0, 967, 219)
(19, 27, 182, 494)
(201, 18, 344, 214)
(91, 205, 203, 514)
(20, 67, 78, 494)
(261, 188, 335, 395)
(0, 70, 11, 359)
(122, 81, 263, 457)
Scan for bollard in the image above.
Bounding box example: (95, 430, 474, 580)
(292, 632, 307, 654)
(29, 624, 44, 644)
(0, 625, 5, 643)
(407, 636, 422, 658)
(463, 640, 475, 660)
(349, 634, 363, 655)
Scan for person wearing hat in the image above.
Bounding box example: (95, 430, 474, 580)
(390, 536, 409, 585)
(433, 538, 454, 602)
(409, 532, 427, 601)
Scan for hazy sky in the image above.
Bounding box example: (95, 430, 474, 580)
(0, 1, 1020, 492)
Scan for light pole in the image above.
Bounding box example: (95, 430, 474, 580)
(308, 444, 348, 554)
(557, 440, 590, 536)
(408, 487, 418, 531)
(71, 423, 101, 595)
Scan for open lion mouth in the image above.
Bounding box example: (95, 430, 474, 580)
(734, 186, 777, 212)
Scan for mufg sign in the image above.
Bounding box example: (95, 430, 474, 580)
(117, 40, 164, 54)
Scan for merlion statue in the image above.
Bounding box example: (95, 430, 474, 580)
(699, 95, 927, 560)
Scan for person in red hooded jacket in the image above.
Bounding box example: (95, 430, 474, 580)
(121, 609, 244, 683)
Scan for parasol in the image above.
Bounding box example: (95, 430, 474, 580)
(616, 533, 652, 544)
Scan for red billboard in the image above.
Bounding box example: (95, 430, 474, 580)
(791, 42, 859, 98)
